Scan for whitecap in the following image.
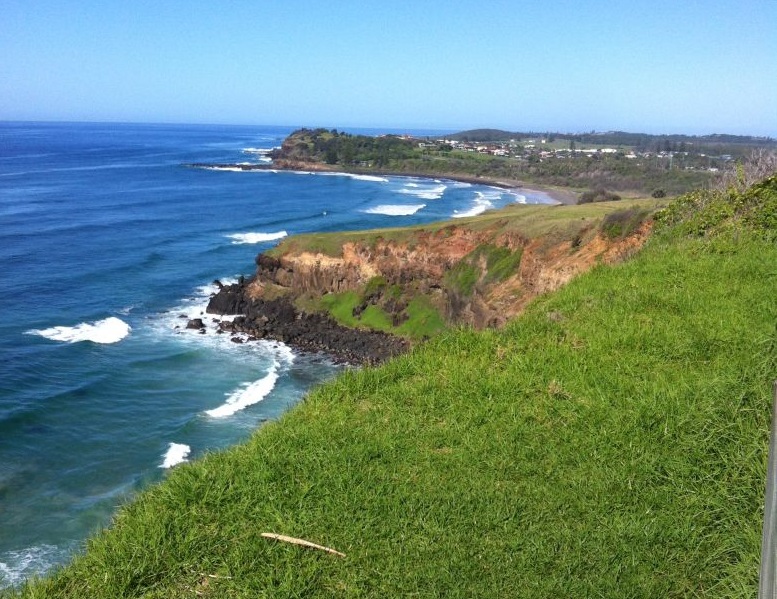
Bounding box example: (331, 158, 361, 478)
(0, 544, 64, 588)
(242, 148, 275, 163)
(363, 204, 425, 216)
(242, 147, 276, 155)
(27, 317, 131, 344)
(201, 166, 247, 173)
(347, 173, 389, 183)
(226, 231, 288, 244)
(318, 172, 389, 183)
(205, 365, 280, 418)
(160, 443, 191, 468)
(397, 183, 447, 200)
(452, 191, 497, 219)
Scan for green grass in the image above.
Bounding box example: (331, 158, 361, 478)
(396, 295, 447, 339)
(444, 260, 479, 297)
(358, 304, 393, 330)
(269, 198, 666, 259)
(9, 178, 777, 597)
(320, 289, 445, 341)
(600, 207, 650, 239)
(319, 291, 361, 327)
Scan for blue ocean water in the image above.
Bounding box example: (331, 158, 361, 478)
(0, 122, 553, 586)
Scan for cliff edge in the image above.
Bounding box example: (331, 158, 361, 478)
(207, 200, 660, 362)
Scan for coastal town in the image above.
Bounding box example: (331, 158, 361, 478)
(411, 134, 739, 173)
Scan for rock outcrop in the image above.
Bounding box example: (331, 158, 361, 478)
(206, 208, 653, 363)
(207, 279, 408, 365)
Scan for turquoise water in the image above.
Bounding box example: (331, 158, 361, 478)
(0, 122, 554, 585)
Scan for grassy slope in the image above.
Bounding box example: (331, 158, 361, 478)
(275, 199, 662, 340)
(270, 198, 664, 259)
(10, 180, 777, 598)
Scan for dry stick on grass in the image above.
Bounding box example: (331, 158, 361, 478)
(261, 532, 346, 558)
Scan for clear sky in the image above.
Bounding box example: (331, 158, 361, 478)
(2, 0, 775, 136)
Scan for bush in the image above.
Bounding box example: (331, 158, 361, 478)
(600, 208, 649, 239)
(579, 187, 622, 204)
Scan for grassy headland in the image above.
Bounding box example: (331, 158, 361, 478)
(269, 128, 774, 199)
(8, 175, 777, 597)
(270, 198, 662, 339)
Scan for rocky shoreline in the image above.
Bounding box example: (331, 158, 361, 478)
(204, 277, 409, 365)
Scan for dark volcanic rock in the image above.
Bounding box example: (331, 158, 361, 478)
(206, 279, 408, 365)
(186, 318, 204, 330)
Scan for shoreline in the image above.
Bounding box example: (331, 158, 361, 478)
(184, 161, 580, 205)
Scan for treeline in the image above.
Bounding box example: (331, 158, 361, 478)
(272, 128, 418, 167)
(449, 129, 776, 157)
(271, 128, 752, 197)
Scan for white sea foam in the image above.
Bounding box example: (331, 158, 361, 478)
(205, 364, 280, 418)
(318, 172, 389, 183)
(347, 173, 389, 183)
(226, 231, 288, 244)
(0, 544, 63, 588)
(452, 191, 498, 219)
(397, 183, 447, 200)
(363, 204, 426, 216)
(151, 279, 298, 376)
(242, 147, 277, 155)
(202, 166, 248, 173)
(160, 443, 191, 468)
(27, 317, 131, 344)
(452, 182, 472, 188)
(241, 148, 275, 163)
(161, 278, 240, 331)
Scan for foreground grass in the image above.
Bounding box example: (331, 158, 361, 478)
(10, 185, 777, 597)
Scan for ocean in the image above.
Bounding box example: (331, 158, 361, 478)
(0, 121, 554, 586)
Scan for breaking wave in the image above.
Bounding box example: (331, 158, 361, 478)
(26, 317, 131, 344)
(226, 230, 288, 244)
(397, 182, 447, 200)
(160, 443, 191, 468)
(452, 190, 501, 218)
(206, 364, 279, 418)
(0, 544, 69, 589)
(362, 204, 425, 216)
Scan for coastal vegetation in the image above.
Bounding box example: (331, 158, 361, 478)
(270, 128, 775, 198)
(261, 197, 661, 338)
(9, 167, 777, 596)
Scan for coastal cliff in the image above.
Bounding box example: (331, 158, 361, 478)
(206, 200, 658, 362)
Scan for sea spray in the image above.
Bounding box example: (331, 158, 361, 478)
(27, 317, 131, 344)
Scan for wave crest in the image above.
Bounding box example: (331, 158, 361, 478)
(226, 231, 287, 244)
(398, 183, 447, 200)
(452, 191, 499, 219)
(160, 443, 191, 468)
(205, 365, 280, 418)
(0, 544, 66, 588)
(363, 204, 425, 216)
(27, 317, 131, 344)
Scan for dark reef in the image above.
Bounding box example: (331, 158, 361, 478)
(206, 278, 409, 366)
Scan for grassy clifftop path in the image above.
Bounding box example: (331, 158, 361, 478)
(10, 175, 777, 597)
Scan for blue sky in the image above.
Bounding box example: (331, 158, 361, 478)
(2, 0, 775, 135)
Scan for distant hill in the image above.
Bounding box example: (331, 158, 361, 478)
(447, 128, 776, 153)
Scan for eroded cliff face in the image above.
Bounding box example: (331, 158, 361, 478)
(245, 221, 652, 330)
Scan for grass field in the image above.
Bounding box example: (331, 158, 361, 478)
(270, 198, 666, 259)
(8, 177, 777, 597)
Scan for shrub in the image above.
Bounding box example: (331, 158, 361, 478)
(600, 208, 649, 239)
(579, 187, 622, 204)
(444, 262, 479, 297)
